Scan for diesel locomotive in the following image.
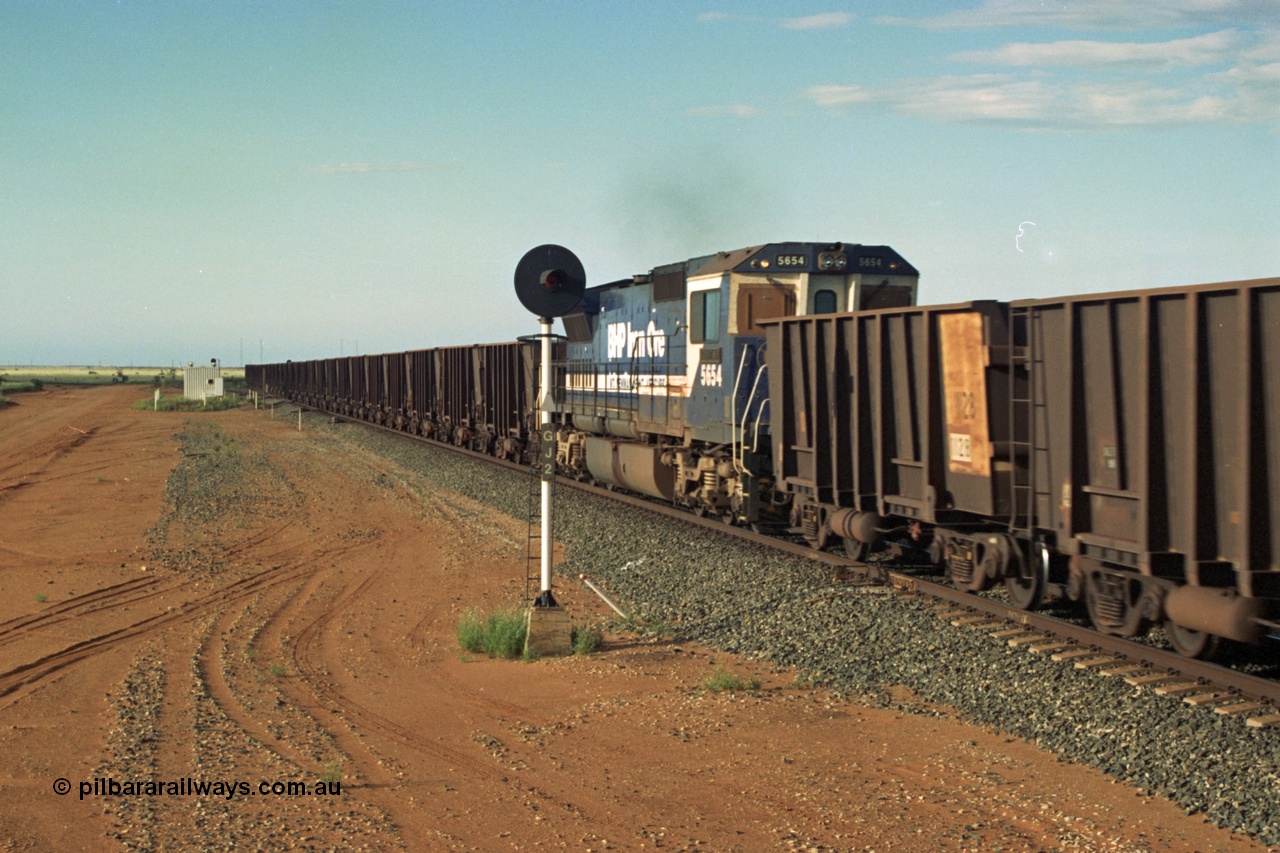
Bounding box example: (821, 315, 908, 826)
(246, 243, 1280, 658)
(551, 242, 918, 524)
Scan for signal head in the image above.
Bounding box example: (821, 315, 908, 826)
(515, 245, 585, 318)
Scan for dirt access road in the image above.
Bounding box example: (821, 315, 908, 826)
(0, 384, 1267, 851)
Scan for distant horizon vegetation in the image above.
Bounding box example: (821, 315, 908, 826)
(0, 365, 248, 406)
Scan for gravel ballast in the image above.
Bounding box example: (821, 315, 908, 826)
(319, 416, 1280, 847)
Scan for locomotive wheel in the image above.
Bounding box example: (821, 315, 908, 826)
(1164, 620, 1222, 660)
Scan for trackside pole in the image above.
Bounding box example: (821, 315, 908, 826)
(526, 318, 573, 655)
(539, 317, 555, 606)
(514, 244, 584, 657)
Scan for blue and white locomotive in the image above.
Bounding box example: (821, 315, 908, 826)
(552, 242, 919, 523)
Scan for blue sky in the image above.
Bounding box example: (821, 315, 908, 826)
(2, 1, 1277, 366)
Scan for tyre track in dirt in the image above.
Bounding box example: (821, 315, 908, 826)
(0, 386, 171, 496)
(0, 534, 367, 709)
(285, 568, 634, 839)
(0, 429, 95, 496)
(0, 526, 304, 640)
(266, 474, 642, 844)
(259, 432, 640, 841)
(0, 575, 164, 636)
(193, 555, 370, 782)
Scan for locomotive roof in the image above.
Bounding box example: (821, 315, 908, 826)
(582, 243, 918, 298)
(685, 245, 766, 277)
(585, 244, 768, 295)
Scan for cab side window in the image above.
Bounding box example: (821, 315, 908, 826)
(690, 289, 720, 344)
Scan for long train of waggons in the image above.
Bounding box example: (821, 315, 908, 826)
(246, 241, 1280, 660)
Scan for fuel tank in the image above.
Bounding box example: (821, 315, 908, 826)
(584, 437, 675, 501)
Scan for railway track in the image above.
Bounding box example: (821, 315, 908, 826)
(293, 402, 1280, 725)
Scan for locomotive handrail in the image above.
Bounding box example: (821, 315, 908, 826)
(730, 345, 751, 474)
(738, 353, 769, 476)
(751, 397, 770, 468)
(627, 331, 674, 430)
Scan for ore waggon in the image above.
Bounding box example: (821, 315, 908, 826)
(767, 276, 1280, 658)
(246, 244, 1279, 657)
(248, 342, 539, 459)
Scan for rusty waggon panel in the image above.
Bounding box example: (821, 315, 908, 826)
(766, 300, 1013, 524)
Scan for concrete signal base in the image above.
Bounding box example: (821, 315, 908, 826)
(525, 605, 573, 657)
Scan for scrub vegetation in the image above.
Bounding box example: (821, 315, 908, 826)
(457, 609, 528, 660)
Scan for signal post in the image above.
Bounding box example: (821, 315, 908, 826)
(514, 245, 585, 656)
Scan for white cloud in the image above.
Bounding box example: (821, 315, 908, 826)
(1243, 27, 1280, 61)
(805, 14, 1280, 130)
(782, 12, 854, 31)
(686, 104, 766, 118)
(1208, 61, 1280, 121)
(878, 76, 1054, 123)
(878, 0, 1277, 30)
(803, 84, 875, 107)
(804, 71, 1280, 128)
(951, 30, 1242, 68)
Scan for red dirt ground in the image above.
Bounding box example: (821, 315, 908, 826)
(0, 384, 1270, 851)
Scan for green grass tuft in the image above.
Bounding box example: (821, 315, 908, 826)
(456, 608, 528, 660)
(703, 670, 761, 693)
(319, 760, 342, 787)
(131, 395, 242, 412)
(571, 624, 605, 655)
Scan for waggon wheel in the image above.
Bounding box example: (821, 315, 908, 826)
(804, 529, 829, 551)
(1005, 570, 1043, 610)
(1004, 541, 1046, 611)
(842, 538, 869, 562)
(1165, 620, 1221, 660)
